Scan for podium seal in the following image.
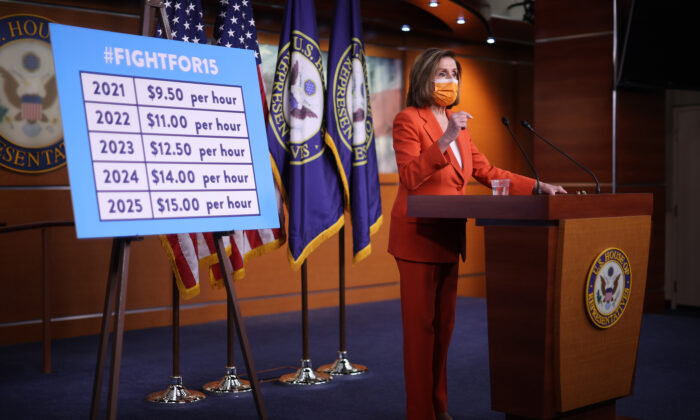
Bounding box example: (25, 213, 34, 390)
(585, 247, 632, 329)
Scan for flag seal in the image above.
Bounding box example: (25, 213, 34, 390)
(331, 37, 373, 168)
(269, 31, 325, 165)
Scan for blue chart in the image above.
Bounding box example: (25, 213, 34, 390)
(50, 23, 278, 238)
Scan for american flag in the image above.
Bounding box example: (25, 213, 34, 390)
(211, 0, 286, 283)
(214, 0, 268, 121)
(215, 0, 261, 59)
(156, 0, 206, 43)
(159, 0, 286, 298)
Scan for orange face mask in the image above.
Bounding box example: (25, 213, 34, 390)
(432, 78, 458, 107)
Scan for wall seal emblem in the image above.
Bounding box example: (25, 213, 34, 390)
(585, 247, 632, 329)
(0, 14, 65, 173)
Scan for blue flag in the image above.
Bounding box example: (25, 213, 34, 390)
(325, 0, 383, 263)
(267, 0, 345, 270)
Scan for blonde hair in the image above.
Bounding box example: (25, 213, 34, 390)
(406, 48, 462, 108)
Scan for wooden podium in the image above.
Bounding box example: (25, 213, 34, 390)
(408, 193, 653, 419)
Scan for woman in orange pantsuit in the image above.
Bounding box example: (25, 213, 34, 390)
(389, 48, 566, 420)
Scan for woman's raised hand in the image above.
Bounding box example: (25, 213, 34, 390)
(439, 111, 473, 151)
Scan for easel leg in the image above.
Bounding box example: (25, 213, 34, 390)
(90, 238, 125, 420)
(106, 238, 131, 419)
(213, 233, 267, 420)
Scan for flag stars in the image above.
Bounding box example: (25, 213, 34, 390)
(212, 0, 261, 59)
(157, 0, 206, 44)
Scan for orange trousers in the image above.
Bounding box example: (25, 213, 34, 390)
(396, 258, 459, 420)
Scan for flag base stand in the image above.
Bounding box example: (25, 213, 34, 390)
(318, 351, 368, 376)
(146, 376, 205, 403)
(204, 366, 251, 393)
(279, 359, 331, 385)
(319, 229, 370, 377)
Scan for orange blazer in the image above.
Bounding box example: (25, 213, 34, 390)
(388, 106, 535, 263)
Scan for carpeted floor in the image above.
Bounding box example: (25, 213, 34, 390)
(1, 297, 698, 419)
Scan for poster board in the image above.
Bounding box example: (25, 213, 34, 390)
(50, 23, 278, 238)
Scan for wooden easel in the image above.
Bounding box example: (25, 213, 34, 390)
(88, 1, 268, 418)
(88, 236, 267, 419)
(89, 237, 137, 420)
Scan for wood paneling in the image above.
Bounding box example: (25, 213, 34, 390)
(482, 213, 651, 418)
(616, 89, 666, 185)
(534, 0, 612, 40)
(408, 194, 653, 220)
(534, 0, 666, 315)
(616, 185, 666, 312)
(457, 274, 486, 298)
(534, 34, 614, 183)
(556, 216, 650, 411)
(486, 225, 558, 418)
(459, 56, 534, 177)
(0, 185, 404, 345)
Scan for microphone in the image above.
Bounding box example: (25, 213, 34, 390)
(521, 120, 601, 194)
(501, 117, 541, 195)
